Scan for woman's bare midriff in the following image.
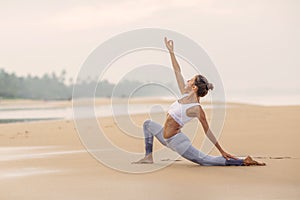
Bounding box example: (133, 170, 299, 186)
(163, 113, 182, 139)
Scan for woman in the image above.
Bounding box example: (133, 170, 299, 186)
(133, 37, 265, 166)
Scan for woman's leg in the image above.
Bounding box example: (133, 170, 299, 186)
(135, 121, 251, 166)
(143, 119, 167, 156)
(182, 145, 244, 166)
(166, 132, 244, 166)
(132, 120, 167, 164)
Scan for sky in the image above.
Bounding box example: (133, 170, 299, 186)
(0, 0, 299, 103)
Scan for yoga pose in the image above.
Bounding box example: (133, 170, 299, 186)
(133, 37, 265, 166)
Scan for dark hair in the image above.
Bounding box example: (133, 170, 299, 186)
(194, 75, 214, 97)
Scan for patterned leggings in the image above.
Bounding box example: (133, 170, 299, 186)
(143, 119, 244, 166)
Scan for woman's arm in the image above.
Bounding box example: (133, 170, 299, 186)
(164, 37, 186, 94)
(197, 106, 238, 160)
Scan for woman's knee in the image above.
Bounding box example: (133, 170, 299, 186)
(143, 119, 151, 129)
(143, 120, 163, 135)
(143, 120, 151, 137)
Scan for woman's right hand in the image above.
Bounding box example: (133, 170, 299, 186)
(221, 151, 238, 160)
(164, 37, 174, 53)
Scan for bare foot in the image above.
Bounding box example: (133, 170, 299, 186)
(132, 154, 153, 164)
(243, 156, 266, 166)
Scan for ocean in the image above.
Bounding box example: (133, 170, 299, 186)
(0, 94, 299, 123)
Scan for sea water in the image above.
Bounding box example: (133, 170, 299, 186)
(0, 94, 299, 123)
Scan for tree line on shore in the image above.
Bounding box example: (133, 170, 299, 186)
(0, 69, 176, 100)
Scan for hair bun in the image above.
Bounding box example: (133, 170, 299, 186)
(207, 83, 214, 90)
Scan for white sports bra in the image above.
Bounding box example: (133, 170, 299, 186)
(167, 93, 200, 126)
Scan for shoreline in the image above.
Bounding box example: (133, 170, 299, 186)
(0, 98, 299, 125)
(1, 97, 299, 108)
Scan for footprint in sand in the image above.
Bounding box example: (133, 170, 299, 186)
(252, 156, 294, 160)
(161, 158, 182, 162)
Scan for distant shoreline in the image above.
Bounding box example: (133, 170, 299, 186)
(1, 96, 299, 107)
(0, 97, 299, 125)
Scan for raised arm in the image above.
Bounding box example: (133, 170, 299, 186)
(197, 106, 238, 160)
(164, 37, 186, 94)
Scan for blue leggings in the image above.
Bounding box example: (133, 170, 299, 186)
(143, 120, 244, 166)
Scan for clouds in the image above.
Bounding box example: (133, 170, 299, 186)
(47, 1, 158, 30)
(0, 0, 260, 32)
(0, 0, 299, 96)
(46, 0, 205, 31)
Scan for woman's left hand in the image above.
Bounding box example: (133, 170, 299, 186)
(164, 37, 174, 53)
(221, 151, 238, 160)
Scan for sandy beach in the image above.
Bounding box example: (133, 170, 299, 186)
(0, 102, 299, 200)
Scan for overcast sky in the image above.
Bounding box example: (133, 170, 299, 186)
(0, 0, 299, 97)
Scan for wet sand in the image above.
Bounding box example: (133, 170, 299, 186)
(0, 103, 299, 199)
